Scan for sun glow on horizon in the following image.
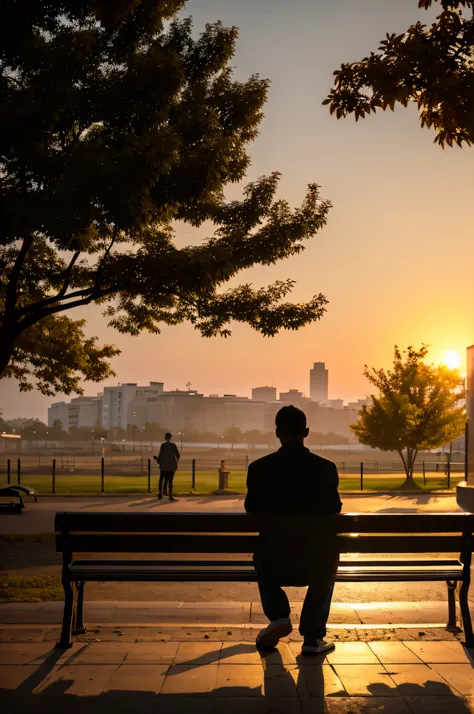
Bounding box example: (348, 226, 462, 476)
(441, 351, 462, 370)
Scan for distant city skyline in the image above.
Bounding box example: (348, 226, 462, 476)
(0, 0, 471, 421)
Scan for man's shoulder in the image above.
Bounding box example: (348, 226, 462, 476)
(248, 451, 280, 472)
(306, 452, 336, 470)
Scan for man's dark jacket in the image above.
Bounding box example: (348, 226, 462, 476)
(245, 441, 343, 586)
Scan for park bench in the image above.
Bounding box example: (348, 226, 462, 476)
(0, 487, 24, 513)
(55, 511, 474, 649)
(0, 485, 37, 512)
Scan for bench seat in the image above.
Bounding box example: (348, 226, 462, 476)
(69, 558, 464, 583)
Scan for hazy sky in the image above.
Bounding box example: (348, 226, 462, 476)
(1, 0, 473, 420)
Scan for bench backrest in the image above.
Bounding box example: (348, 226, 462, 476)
(55, 512, 474, 555)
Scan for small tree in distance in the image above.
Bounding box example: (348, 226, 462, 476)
(351, 345, 465, 489)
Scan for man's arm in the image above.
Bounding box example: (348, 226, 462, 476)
(325, 463, 343, 514)
(156, 444, 163, 465)
(174, 444, 180, 461)
(244, 462, 262, 513)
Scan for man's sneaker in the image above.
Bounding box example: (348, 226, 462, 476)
(157, 494, 163, 500)
(256, 618, 292, 650)
(301, 638, 335, 656)
(169, 496, 178, 502)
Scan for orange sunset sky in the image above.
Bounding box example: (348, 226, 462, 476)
(1, 0, 473, 420)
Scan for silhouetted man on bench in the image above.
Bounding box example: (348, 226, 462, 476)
(245, 405, 342, 655)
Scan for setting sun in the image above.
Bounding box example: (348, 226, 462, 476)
(441, 351, 461, 370)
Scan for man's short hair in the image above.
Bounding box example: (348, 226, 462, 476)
(275, 405, 307, 436)
(165, 432, 172, 440)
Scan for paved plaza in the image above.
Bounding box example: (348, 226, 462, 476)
(1, 624, 473, 713)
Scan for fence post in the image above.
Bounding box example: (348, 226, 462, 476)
(147, 458, 151, 494)
(7, 459, 11, 485)
(360, 462, 364, 491)
(101, 457, 105, 492)
(245, 455, 249, 470)
(192, 458, 196, 490)
(422, 461, 426, 487)
(17, 458, 21, 484)
(52, 459, 56, 494)
(447, 460, 451, 490)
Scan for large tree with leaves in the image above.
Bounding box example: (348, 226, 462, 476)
(351, 346, 466, 489)
(0, 1, 331, 396)
(324, 0, 474, 147)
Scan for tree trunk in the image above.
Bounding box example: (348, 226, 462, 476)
(0, 325, 16, 378)
(398, 448, 421, 490)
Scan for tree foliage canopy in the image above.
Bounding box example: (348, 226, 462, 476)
(351, 345, 466, 487)
(324, 0, 474, 147)
(0, 0, 331, 395)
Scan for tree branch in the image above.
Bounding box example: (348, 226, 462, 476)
(4, 236, 34, 316)
(19, 231, 118, 318)
(94, 231, 117, 292)
(16, 286, 119, 334)
(19, 250, 82, 315)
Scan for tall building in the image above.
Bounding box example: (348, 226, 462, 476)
(102, 382, 164, 430)
(48, 396, 102, 430)
(252, 386, 277, 402)
(309, 362, 328, 402)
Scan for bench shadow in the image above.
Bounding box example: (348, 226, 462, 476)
(3, 642, 474, 713)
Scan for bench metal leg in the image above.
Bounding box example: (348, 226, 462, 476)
(446, 580, 461, 633)
(459, 551, 473, 648)
(72, 581, 86, 635)
(55, 573, 75, 649)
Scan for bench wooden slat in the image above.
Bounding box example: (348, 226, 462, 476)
(69, 558, 463, 568)
(55, 511, 474, 534)
(68, 562, 463, 583)
(57, 533, 473, 554)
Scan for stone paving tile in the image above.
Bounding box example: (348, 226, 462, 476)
(0, 641, 57, 665)
(259, 642, 297, 665)
(35, 664, 119, 697)
(404, 695, 474, 713)
(73, 641, 134, 664)
(297, 664, 347, 697)
(326, 642, 380, 665)
(124, 641, 179, 664)
(174, 640, 222, 664)
(368, 642, 424, 664)
(160, 664, 218, 695)
(385, 664, 458, 696)
(219, 642, 262, 664)
(214, 663, 264, 696)
(333, 664, 400, 697)
(155, 694, 221, 713)
(103, 664, 168, 695)
(262, 663, 311, 698)
(300, 697, 412, 713)
(287, 641, 328, 663)
(403, 641, 471, 663)
(429, 664, 474, 697)
(213, 698, 303, 714)
(0, 664, 42, 691)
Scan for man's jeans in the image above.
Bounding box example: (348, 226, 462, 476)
(257, 576, 335, 639)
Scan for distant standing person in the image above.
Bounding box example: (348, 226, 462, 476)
(155, 433, 180, 502)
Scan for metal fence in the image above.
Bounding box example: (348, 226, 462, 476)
(1, 456, 465, 494)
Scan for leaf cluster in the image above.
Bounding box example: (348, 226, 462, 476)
(324, 1, 474, 147)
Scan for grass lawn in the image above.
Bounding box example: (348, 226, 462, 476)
(0, 470, 461, 494)
(0, 574, 63, 603)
